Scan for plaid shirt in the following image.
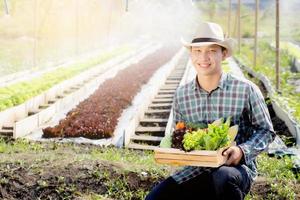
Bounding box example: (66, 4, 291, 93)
(172, 72, 276, 184)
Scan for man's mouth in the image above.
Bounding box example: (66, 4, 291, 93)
(198, 63, 210, 68)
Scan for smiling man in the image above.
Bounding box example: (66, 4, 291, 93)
(146, 22, 276, 200)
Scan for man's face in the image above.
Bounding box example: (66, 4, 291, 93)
(190, 44, 227, 76)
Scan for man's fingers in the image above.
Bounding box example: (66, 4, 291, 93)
(223, 146, 243, 166)
(225, 151, 241, 165)
(225, 153, 236, 165)
(222, 147, 233, 156)
(223, 148, 233, 165)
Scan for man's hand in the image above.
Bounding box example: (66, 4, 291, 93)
(222, 146, 244, 166)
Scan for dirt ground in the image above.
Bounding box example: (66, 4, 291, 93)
(0, 160, 162, 200)
(249, 177, 300, 200)
(1, 141, 299, 200)
(0, 142, 166, 200)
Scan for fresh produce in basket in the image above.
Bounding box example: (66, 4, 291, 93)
(159, 118, 238, 151)
(169, 121, 207, 150)
(171, 122, 186, 150)
(159, 134, 172, 148)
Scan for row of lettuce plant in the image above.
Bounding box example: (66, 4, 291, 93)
(235, 40, 300, 123)
(0, 46, 131, 111)
(280, 42, 300, 60)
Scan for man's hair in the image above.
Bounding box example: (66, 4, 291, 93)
(221, 46, 226, 52)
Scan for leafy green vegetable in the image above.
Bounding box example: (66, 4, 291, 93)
(159, 135, 172, 148)
(0, 46, 130, 111)
(182, 129, 206, 151)
(185, 122, 207, 130)
(182, 118, 232, 151)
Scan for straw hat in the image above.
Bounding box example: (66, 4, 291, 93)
(181, 22, 235, 57)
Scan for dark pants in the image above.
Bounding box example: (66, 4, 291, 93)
(145, 165, 252, 200)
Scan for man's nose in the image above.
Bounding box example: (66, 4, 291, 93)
(199, 51, 209, 61)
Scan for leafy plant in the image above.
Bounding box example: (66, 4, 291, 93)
(236, 41, 300, 123)
(0, 138, 43, 153)
(257, 154, 298, 200)
(159, 134, 172, 148)
(0, 46, 130, 111)
(182, 129, 206, 151)
(280, 42, 300, 60)
(183, 118, 232, 151)
(164, 118, 235, 151)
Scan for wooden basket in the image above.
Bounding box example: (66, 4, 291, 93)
(154, 146, 229, 167)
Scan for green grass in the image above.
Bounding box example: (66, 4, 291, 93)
(81, 193, 113, 200)
(0, 138, 299, 199)
(90, 147, 154, 165)
(0, 138, 172, 175)
(250, 154, 299, 200)
(280, 42, 300, 60)
(222, 60, 231, 73)
(258, 154, 296, 180)
(0, 138, 43, 153)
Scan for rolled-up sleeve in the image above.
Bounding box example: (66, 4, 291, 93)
(238, 84, 276, 165)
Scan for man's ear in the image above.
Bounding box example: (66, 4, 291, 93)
(222, 49, 228, 60)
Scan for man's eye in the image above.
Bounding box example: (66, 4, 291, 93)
(210, 49, 216, 52)
(192, 50, 201, 53)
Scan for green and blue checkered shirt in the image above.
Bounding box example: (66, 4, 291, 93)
(172, 72, 276, 184)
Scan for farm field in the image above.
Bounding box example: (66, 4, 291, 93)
(1, 0, 300, 199)
(0, 139, 299, 200)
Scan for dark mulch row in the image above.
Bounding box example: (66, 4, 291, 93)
(43, 45, 179, 139)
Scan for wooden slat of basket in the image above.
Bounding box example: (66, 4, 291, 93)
(155, 152, 218, 162)
(154, 147, 228, 167)
(155, 158, 224, 167)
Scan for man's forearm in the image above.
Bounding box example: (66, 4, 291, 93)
(238, 128, 275, 165)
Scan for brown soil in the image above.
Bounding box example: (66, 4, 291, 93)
(0, 141, 170, 200)
(249, 177, 272, 197)
(0, 150, 165, 200)
(249, 177, 300, 200)
(43, 45, 179, 139)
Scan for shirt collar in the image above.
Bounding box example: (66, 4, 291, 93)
(192, 72, 228, 91)
(218, 72, 228, 89)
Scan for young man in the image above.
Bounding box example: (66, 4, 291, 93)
(146, 22, 276, 200)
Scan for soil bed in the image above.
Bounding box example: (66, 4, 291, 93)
(0, 140, 299, 200)
(0, 141, 171, 200)
(0, 160, 163, 200)
(249, 176, 300, 200)
(43, 45, 179, 139)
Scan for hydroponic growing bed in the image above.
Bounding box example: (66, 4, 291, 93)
(43, 46, 179, 139)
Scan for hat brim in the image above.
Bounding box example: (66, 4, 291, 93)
(181, 37, 235, 58)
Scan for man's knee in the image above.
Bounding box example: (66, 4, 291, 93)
(145, 177, 180, 200)
(212, 166, 242, 187)
(211, 165, 251, 200)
